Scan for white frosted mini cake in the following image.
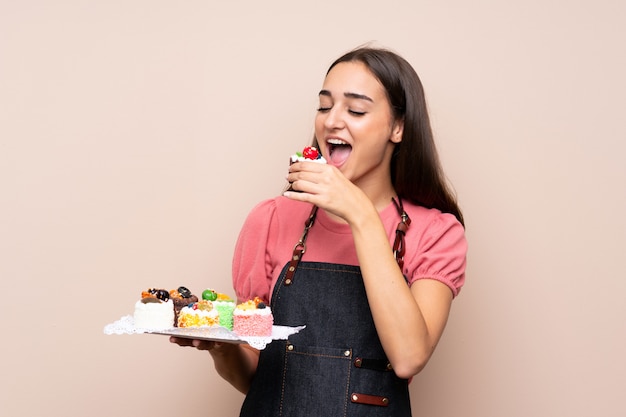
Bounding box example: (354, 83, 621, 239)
(133, 298, 175, 330)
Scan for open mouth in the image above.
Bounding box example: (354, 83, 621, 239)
(327, 138, 352, 166)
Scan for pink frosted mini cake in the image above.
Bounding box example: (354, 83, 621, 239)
(233, 298, 273, 337)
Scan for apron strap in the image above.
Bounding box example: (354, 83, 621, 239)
(284, 198, 411, 286)
(284, 205, 318, 286)
(391, 197, 411, 271)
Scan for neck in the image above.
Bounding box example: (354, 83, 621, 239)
(357, 179, 397, 212)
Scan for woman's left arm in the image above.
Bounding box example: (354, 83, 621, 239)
(285, 162, 462, 379)
(348, 203, 454, 379)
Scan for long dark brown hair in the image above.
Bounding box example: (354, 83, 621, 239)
(314, 46, 464, 226)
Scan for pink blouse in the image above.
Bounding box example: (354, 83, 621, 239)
(232, 196, 467, 303)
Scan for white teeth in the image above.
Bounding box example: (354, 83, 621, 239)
(327, 138, 348, 145)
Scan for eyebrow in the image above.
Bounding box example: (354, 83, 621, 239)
(319, 89, 373, 102)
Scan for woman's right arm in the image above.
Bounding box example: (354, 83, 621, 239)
(169, 337, 259, 394)
(168, 200, 278, 392)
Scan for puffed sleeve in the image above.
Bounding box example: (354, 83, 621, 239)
(232, 199, 278, 303)
(408, 212, 467, 297)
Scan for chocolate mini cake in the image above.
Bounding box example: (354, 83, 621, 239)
(169, 286, 198, 326)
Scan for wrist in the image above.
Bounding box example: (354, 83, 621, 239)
(348, 199, 379, 232)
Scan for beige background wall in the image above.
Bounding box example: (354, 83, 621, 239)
(1, 1, 624, 416)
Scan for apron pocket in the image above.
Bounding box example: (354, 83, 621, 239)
(280, 343, 352, 417)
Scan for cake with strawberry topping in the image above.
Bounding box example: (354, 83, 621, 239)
(289, 146, 326, 165)
(290, 146, 327, 165)
(177, 299, 220, 327)
(288, 146, 327, 192)
(233, 297, 274, 337)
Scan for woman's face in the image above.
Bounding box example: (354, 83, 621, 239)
(315, 61, 403, 189)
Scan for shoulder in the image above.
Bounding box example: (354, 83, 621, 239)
(244, 196, 315, 227)
(401, 202, 465, 239)
(399, 202, 467, 296)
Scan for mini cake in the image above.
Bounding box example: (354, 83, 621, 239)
(133, 288, 175, 330)
(202, 289, 236, 330)
(288, 146, 327, 192)
(233, 297, 274, 337)
(177, 300, 220, 327)
(290, 146, 327, 165)
(169, 286, 198, 325)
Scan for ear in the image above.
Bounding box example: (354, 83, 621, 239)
(390, 118, 404, 144)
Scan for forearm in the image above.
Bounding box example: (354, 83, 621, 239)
(349, 206, 444, 378)
(210, 343, 259, 394)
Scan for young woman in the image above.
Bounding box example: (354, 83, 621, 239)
(171, 46, 467, 416)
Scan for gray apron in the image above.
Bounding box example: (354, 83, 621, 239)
(240, 200, 412, 417)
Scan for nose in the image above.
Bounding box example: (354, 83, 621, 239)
(323, 107, 345, 130)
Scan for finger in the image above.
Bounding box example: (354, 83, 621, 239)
(191, 339, 213, 350)
(283, 189, 315, 203)
(286, 170, 321, 188)
(169, 336, 195, 347)
(193, 340, 228, 352)
(286, 179, 316, 195)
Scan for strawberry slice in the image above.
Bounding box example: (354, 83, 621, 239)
(302, 146, 319, 160)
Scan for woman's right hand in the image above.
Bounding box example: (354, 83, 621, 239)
(169, 336, 215, 349)
(285, 160, 372, 224)
(169, 336, 259, 394)
(169, 336, 234, 357)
